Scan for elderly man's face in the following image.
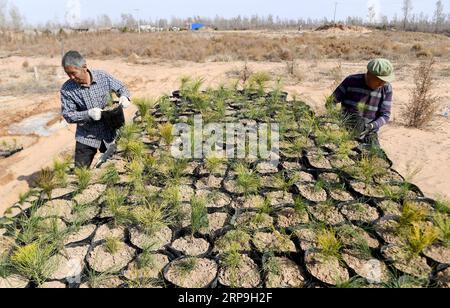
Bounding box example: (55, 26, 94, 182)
(64, 65, 89, 85)
(365, 72, 386, 90)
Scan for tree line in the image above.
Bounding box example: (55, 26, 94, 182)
(0, 0, 448, 34)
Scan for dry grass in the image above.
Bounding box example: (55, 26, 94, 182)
(0, 62, 60, 96)
(329, 62, 343, 89)
(0, 30, 448, 63)
(285, 59, 305, 82)
(0, 78, 60, 96)
(402, 58, 439, 129)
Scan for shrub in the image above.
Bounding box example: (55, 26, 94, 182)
(403, 58, 439, 128)
(74, 167, 91, 192)
(10, 242, 57, 285)
(34, 168, 56, 199)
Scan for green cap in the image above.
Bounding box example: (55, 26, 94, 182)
(367, 58, 395, 82)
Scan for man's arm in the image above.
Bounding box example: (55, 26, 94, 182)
(61, 90, 90, 124)
(105, 72, 131, 99)
(371, 84, 392, 129)
(327, 77, 348, 110)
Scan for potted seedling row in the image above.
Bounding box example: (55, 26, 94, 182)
(3, 81, 447, 289)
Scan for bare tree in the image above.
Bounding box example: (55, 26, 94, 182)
(403, 58, 439, 129)
(433, 0, 445, 33)
(157, 18, 168, 29)
(97, 14, 112, 28)
(367, 5, 376, 25)
(402, 0, 413, 30)
(9, 2, 23, 30)
(380, 15, 389, 28)
(0, 0, 8, 29)
(120, 13, 136, 30)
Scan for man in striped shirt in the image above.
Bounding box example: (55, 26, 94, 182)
(60, 50, 131, 168)
(330, 58, 394, 146)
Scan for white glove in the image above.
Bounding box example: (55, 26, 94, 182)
(88, 108, 102, 121)
(119, 96, 131, 109)
(359, 123, 376, 139)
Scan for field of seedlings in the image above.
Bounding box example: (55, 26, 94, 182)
(0, 77, 449, 288)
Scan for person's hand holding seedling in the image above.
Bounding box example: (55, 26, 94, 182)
(119, 96, 131, 108)
(359, 122, 376, 139)
(88, 108, 103, 121)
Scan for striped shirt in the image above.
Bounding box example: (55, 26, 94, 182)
(60, 70, 131, 149)
(332, 74, 392, 129)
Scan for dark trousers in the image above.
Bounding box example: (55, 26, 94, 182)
(75, 141, 107, 168)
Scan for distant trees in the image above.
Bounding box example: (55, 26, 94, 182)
(433, 0, 445, 33)
(120, 13, 137, 30)
(367, 5, 377, 25)
(9, 2, 23, 30)
(0, 0, 8, 29)
(0, 0, 448, 36)
(97, 14, 113, 28)
(402, 0, 413, 30)
(0, 0, 24, 31)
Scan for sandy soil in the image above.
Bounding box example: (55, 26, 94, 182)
(0, 53, 449, 215)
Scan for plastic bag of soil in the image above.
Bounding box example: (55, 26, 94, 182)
(102, 103, 125, 130)
(0, 147, 23, 158)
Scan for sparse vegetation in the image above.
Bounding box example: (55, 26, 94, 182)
(335, 277, 367, 288)
(381, 182, 413, 202)
(105, 187, 132, 226)
(105, 236, 122, 254)
(176, 257, 198, 278)
(205, 156, 225, 174)
(118, 124, 146, 160)
(403, 58, 439, 129)
(317, 228, 342, 259)
(235, 163, 261, 196)
(52, 156, 71, 187)
(2, 30, 448, 64)
(384, 272, 427, 288)
(190, 197, 209, 235)
(133, 97, 155, 118)
(133, 201, 173, 235)
(405, 223, 438, 255)
(398, 201, 429, 231)
(433, 212, 450, 248)
(34, 168, 56, 199)
(136, 246, 156, 269)
(10, 241, 57, 285)
(128, 159, 145, 190)
(100, 164, 120, 186)
(345, 154, 387, 184)
(74, 167, 91, 193)
(2, 80, 449, 289)
(85, 269, 118, 288)
(159, 123, 174, 147)
(247, 72, 271, 97)
(273, 172, 297, 193)
(118, 139, 146, 161)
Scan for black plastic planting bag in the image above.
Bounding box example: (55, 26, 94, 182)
(0, 147, 23, 158)
(102, 103, 125, 130)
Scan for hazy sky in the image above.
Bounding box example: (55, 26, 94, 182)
(8, 0, 450, 25)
